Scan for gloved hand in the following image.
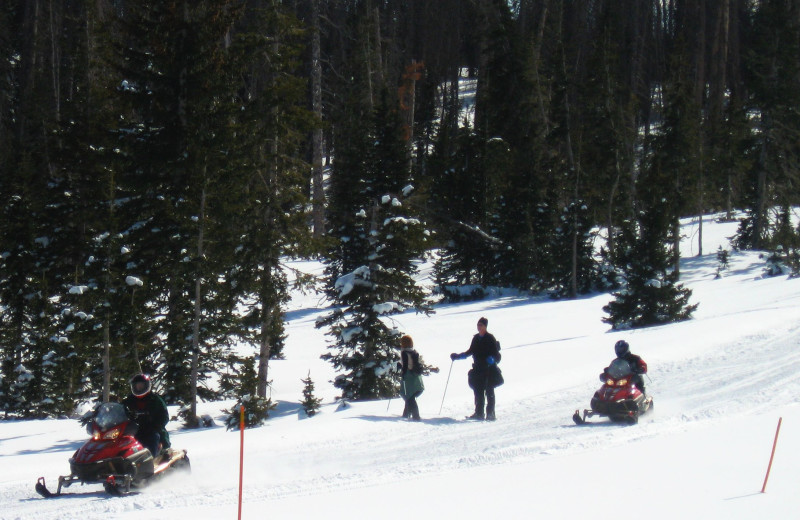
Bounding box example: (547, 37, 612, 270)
(450, 353, 464, 361)
(487, 356, 496, 365)
(135, 411, 152, 427)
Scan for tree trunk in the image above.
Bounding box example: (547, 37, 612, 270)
(256, 16, 283, 399)
(257, 306, 273, 398)
(311, 0, 325, 238)
(103, 314, 110, 402)
(697, 139, 704, 257)
(189, 185, 206, 427)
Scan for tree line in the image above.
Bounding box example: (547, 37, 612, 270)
(1, 0, 798, 419)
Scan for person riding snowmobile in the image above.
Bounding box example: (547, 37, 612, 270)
(122, 374, 170, 458)
(602, 340, 648, 395)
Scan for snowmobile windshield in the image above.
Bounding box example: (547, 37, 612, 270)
(94, 402, 130, 431)
(607, 358, 633, 379)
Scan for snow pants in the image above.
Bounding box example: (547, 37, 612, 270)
(468, 368, 495, 418)
(402, 397, 421, 420)
(136, 430, 161, 457)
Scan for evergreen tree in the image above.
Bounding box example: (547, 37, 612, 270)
(49, 0, 139, 408)
(737, 0, 800, 250)
(300, 370, 323, 417)
(229, 2, 313, 401)
(319, 86, 431, 400)
(111, 2, 257, 424)
(221, 355, 275, 431)
(0, 0, 76, 416)
(549, 201, 598, 298)
(430, 127, 505, 296)
(603, 208, 698, 330)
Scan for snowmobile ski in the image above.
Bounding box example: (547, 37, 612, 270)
(35, 477, 55, 498)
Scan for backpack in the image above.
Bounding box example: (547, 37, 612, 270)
(411, 351, 424, 375)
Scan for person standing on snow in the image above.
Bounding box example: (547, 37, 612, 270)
(122, 373, 171, 458)
(602, 340, 648, 395)
(398, 335, 425, 421)
(450, 317, 503, 421)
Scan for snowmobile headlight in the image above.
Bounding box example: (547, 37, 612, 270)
(606, 378, 615, 386)
(617, 378, 629, 387)
(102, 428, 121, 440)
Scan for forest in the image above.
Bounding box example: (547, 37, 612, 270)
(1, 0, 799, 422)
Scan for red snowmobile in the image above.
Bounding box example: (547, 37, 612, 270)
(573, 358, 653, 425)
(35, 402, 190, 497)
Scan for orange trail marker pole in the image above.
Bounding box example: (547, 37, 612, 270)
(761, 417, 782, 493)
(238, 405, 245, 519)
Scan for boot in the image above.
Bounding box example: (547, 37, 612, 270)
(409, 400, 421, 421)
(486, 411, 496, 421)
(466, 412, 484, 420)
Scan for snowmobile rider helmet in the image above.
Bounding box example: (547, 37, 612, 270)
(130, 373, 152, 397)
(614, 340, 630, 358)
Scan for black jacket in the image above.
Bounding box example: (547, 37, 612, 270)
(122, 392, 171, 447)
(618, 352, 646, 374)
(601, 353, 647, 381)
(459, 332, 501, 370)
(400, 348, 421, 376)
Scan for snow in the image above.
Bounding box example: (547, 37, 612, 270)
(3, 215, 800, 519)
(124, 276, 143, 287)
(334, 266, 371, 297)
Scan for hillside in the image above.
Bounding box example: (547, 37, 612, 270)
(2, 215, 800, 520)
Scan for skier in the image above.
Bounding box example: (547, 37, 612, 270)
(602, 340, 648, 395)
(122, 373, 171, 458)
(398, 335, 424, 421)
(450, 317, 502, 421)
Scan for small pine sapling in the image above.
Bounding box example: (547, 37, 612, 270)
(787, 248, 800, 278)
(223, 394, 276, 430)
(300, 371, 323, 417)
(221, 357, 275, 430)
(715, 246, 730, 279)
(762, 247, 786, 277)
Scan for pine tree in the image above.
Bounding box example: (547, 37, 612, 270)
(603, 208, 698, 330)
(109, 2, 259, 424)
(430, 127, 505, 296)
(319, 86, 431, 401)
(45, 0, 142, 408)
(549, 201, 598, 298)
(0, 0, 77, 416)
(300, 370, 323, 417)
(228, 2, 313, 401)
(737, 0, 800, 250)
(220, 356, 274, 430)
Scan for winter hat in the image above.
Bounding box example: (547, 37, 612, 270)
(400, 335, 414, 349)
(477, 317, 488, 327)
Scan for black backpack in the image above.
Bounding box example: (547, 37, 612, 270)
(411, 351, 424, 375)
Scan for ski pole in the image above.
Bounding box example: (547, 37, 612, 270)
(439, 360, 454, 415)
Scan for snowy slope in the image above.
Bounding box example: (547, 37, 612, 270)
(2, 214, 800, 520)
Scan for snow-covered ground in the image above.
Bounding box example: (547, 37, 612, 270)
(2, 214, 800, 520)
